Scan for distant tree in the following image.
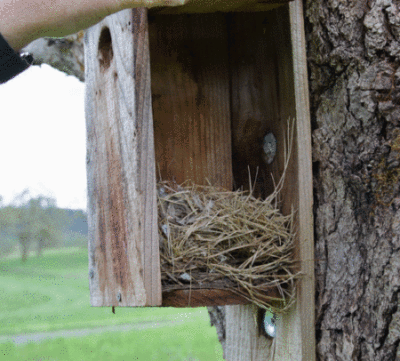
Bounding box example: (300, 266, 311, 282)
(0, 205, 19, 257)
(17, 231, 32, 263)
(10, 190, 60, 261)
(36, 228, 53, 257)
(0, 190, 86, 259)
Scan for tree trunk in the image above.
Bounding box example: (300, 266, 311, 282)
(36, 236, 43, 257)
(18, 231, 31, 263)
(208, 306, 226, 350)
(24, 1, 400, 359)
(306, 0, 400, 359)
(21, 32, 85, 82)
(36, 229, 50, 257)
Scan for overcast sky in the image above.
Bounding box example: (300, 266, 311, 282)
(0, 64, 87, 211)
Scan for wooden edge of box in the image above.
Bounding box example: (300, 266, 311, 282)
(162, 287, 282, 307)
(288, 1, 315, 360)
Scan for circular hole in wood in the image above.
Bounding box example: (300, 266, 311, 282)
(98, 27, 113, 71)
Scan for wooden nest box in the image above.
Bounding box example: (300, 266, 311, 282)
(84, 0, 313, 319)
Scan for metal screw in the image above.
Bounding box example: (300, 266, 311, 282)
(262, 133, 277, 165)
(264, 310, 277, 338)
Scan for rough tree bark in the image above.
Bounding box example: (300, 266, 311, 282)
(23, 1, 400, 359)
(306, 0, 400, 360)
(208, 306, 226, 350)
(21, 31, 85, 82)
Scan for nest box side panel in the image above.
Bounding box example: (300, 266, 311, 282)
(149, 13, 232, 190)
(272, 2, 314, 360)
(255, 3, 314, 360)
(227, 2, 314, 360)
(84, 9, 161, 307)
(226, 8, 298, 361)
(285, 1, 315, 359)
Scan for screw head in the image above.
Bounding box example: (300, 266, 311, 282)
(263, 311, 277, 338)
(262, 133, 277, 165)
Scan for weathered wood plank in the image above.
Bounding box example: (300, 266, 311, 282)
(163, 290, 255, 308)
(85, 8, 161, 307)
(225, 304, 274, 360)
(225, 2, 314, 360)
(149, 13, 232, 190)
(255, 1, 314, 360)
(226, 7, 296, 360)
(162, 286, 282, 308)
(281, 1, 314, 359)
(132, 8, 162, 308)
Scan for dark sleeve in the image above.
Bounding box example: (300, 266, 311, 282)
(0, 33, 33, 84)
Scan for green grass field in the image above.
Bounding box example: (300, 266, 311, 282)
(0, 247, 224, 360)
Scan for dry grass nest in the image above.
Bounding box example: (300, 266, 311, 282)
(157, 179, 300, 314)
(157, 120, 299, 314)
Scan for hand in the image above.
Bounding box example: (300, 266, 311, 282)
(0, 0, 187, 52)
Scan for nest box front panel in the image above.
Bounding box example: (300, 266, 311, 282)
(85, 9, 161, 307)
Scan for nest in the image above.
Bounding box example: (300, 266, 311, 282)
(157, 120, 300, 314)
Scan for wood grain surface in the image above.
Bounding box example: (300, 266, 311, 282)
(85, 8, 161, 307)
(149, 13, 232, 190)
(85, 4, 314, 358)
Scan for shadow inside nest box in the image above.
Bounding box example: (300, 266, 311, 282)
(149, 8, 297, 209)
